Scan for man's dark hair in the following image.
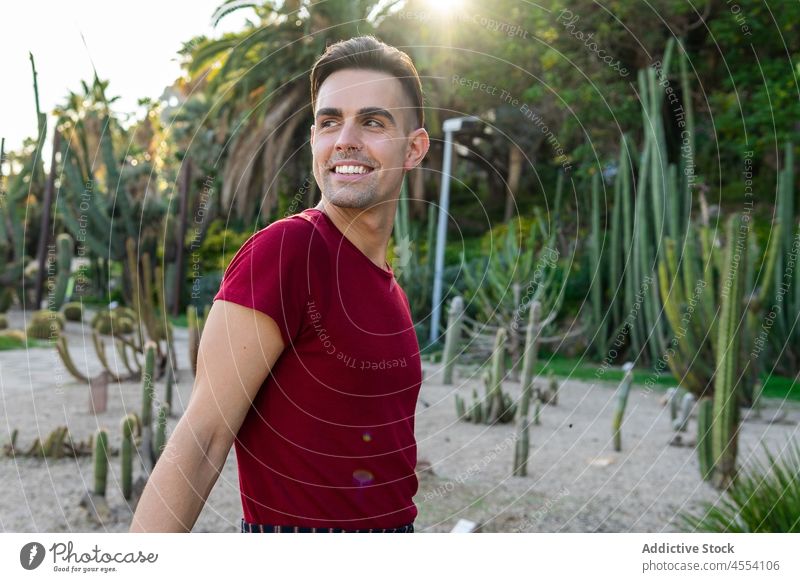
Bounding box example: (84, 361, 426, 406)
(310, 36, 424, 130)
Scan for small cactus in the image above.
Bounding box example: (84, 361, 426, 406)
(121, 414, 140, 500)
(93, 429, 109, 497)
(26, 310, 64, 340)
(62, 301, 83, 322)
(442, 296, 465, 385)
(52, 233, 74, 310)
(612, 362, 635, 452)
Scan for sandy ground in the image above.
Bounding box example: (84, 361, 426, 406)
(1, 306, 798, 533)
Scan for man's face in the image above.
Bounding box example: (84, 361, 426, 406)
(310, 68, 425, 210)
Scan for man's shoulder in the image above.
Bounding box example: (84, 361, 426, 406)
(248, 210, 323, 246)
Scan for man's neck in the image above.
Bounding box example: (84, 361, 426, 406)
(315, 198, 397, 270)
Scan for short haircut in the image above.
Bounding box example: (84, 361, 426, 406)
(310, 36, 424, 130)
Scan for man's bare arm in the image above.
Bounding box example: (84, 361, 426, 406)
(129, 300, 284, 532)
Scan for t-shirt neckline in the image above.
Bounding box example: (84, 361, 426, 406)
(305, 208, 395, 278)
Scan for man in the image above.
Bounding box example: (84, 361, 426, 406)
(131, 36, 430, 533)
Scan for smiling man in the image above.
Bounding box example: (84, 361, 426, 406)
(131, 37, 430, 533)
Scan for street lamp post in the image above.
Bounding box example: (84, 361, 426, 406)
(429, 116, 480, 345)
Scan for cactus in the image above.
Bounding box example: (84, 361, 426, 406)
(454, 393, 466, 420)
(26, 309, 64, 340)
(513, 302, 540, 476)
(442, 296, 465, 385)
(55, 334, 90, 382)
(61, 301, 83, 322)
(140, 341, 157, 473)
(121, 414, 140, 500)
(93, 429, 109, 497)
(461, 213, 561, 377)
(612, 362, 635, 452)
(52, 233, 73, 310)
(697, 397, 714, 481)
(154, 405, 168, 462)
(547, 369, 559, 406)
(711, 214, 748, 489)
(0, 314, 7, 330)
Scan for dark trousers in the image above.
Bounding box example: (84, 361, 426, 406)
(240, 519, 414, 533)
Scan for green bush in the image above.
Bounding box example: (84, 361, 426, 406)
(681, 441, 800, 532)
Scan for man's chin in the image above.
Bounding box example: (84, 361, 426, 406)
(322, 183, 379, 209)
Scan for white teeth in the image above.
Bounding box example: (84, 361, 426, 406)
(335, 165, 369, 174)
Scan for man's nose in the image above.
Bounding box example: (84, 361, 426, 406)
(334, 119, 363, 152)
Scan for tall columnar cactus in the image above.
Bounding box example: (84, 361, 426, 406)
(612, 363, 635, 452)
(52, 233, 73, 310)
(141, 341, 157, 473)
(442, 296, 465, 385)
(120, 414, 140, 500)
(93, 429, 109, 497)
(589, 171, 607, 357)
(712, 214, 748, 489)
(513, 302, 540, 477)
(485, 328, 509, 423)
(696, 397, 714, 481)
(155, 404, 168, 462)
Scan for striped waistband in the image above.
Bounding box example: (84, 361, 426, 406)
(241, 519, 414, 533)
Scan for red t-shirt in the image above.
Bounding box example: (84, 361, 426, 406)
(213, 208, 422, 529)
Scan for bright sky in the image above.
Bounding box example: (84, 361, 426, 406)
(0, 0, 251, 154)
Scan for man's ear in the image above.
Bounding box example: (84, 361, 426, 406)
(403, 127, 430, 171)
(309, 124, 316, 147)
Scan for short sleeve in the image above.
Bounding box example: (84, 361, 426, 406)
(213, 218, 314, 347)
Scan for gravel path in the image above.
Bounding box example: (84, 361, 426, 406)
(1, 307, 797, 532)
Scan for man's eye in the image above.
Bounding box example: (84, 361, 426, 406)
(365, 118, 383, 128)
(319, 119, 337, 128)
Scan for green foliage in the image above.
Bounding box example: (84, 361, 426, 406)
(682, 441, 800, 532)
(196, 219, 251, 272)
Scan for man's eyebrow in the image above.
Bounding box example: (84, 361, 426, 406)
(315, 106, 397, 126)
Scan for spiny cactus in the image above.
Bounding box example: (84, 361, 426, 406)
(26, 309, 64, 340)
(442, 296, 465, 385)
(120, 414, 140, 500)
(697, 397, 714, 481)
(612, 362, 635, 452)
(52, 233, 73, 310)
(513, 302, 540, 477)
(140, 341, 157, 473)
(93, 429, 109, 497)
(61, 301, 83, 322)
(712, 214, 749, 489)
(154, 405, 168, 462)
